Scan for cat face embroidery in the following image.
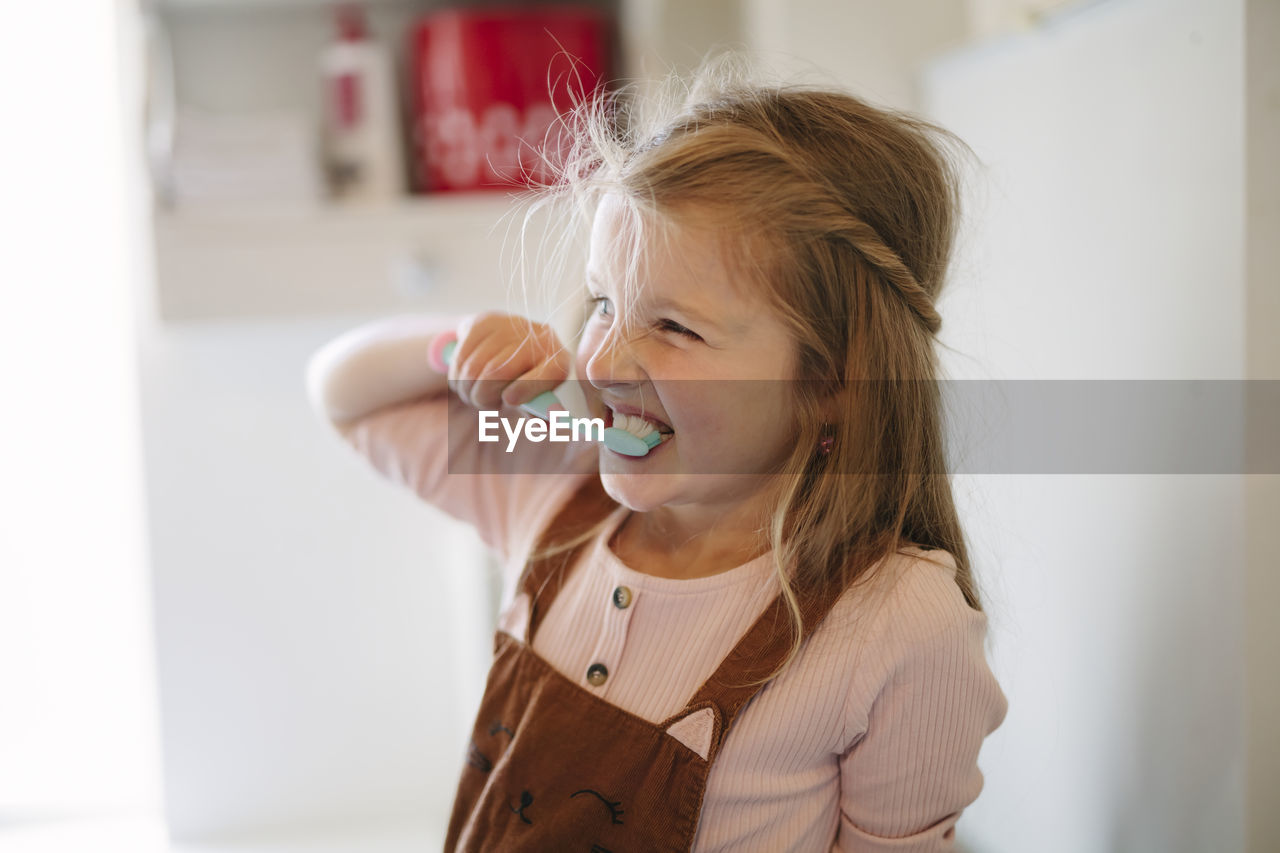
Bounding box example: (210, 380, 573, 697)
(464, 705, 712, 848)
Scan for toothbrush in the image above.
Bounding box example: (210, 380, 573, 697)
(428, 331, 664, 457)
(600, 412, 665, 457)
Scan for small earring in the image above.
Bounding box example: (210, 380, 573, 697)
(817, 433, 835, 456)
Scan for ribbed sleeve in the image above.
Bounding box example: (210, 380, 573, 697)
(304, 312, 596, 567)
(342, 395, 594, 564)
(835, 569, 1008, 850)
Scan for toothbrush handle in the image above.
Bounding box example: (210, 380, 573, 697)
(431, 333, 563, 420)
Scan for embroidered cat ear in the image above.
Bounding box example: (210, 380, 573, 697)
(665, 707, 715, 760)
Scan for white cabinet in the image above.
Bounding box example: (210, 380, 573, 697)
(152, 197, 544, 322)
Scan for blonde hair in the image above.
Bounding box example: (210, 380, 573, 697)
(518, 52, 983, 678)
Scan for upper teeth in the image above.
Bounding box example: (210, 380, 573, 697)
(611, 409, 671, 438)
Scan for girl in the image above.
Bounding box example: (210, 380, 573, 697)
(306, 57, 1007, 852)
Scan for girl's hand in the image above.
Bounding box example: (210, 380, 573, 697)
(439, 311, 571, 412)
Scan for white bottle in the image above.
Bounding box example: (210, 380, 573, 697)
(320, 4, 405, 203)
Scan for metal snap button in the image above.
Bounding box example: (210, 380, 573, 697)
(612, 585, 633, 609)
(586, 663, 609, 686)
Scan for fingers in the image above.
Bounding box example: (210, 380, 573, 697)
(500, 348, 573, 410)
(445, 312, 568, 412)
(447, 313, 508, 407)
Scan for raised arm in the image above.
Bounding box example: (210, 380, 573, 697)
(303, 311, 598, 564)
(305, 312, 455, 433)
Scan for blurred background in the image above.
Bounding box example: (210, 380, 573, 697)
(1, 0, 1276, 851)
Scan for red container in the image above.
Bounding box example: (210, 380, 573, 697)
(408, 5, 610, 193)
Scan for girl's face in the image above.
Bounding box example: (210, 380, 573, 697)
(575, 194, 801, 516)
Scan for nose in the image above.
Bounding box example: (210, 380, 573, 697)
(582, 324, 646, 392)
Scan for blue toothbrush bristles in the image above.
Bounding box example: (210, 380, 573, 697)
(602, 426, 663, 457)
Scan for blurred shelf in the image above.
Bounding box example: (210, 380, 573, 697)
(151, 193, 549, 324)
(141, 0, 721, 325)
(154, 192, 523, 233)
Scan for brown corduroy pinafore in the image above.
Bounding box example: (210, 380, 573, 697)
(444, 477, 848, 852)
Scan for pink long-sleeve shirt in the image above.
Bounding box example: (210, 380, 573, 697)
(307, 316, 1008, 851)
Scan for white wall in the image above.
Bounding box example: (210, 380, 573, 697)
(139, 316, 501, 840)
(0, 0, 161, 825)
(1244, 0, 1280, 849)
(744, 0, 970, 108)
(921, 0, 1247, 850)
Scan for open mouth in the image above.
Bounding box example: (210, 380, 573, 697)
(604, 405, 675, 446)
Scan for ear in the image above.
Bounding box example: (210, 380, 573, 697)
(791, 365, 843, 426)
(664, 707, 715, 760)
(816, 379, 845, 425)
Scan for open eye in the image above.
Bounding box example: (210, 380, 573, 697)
(659, 319, 701, 341)
(587, 294, 613, 318)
